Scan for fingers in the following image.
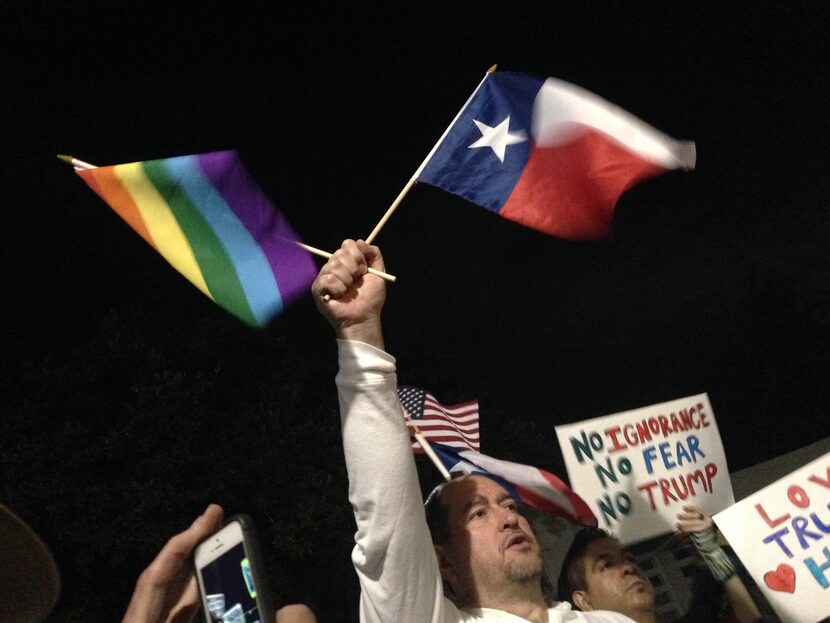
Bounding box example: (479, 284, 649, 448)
(159, 505, 224, 571)
(190, 504, 225, 538)
(675, 504, 713, 533)
(166, 576, 201, 623)
(312, 240, 361, 299)
(123, 505, 224, 623)
(311, 239, 383, 300)
(355, 239, 385, 272)
(676, 504, 704, 520)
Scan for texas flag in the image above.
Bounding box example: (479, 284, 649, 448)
(417, 71, 696, 240)
(430, 442, 597, 527)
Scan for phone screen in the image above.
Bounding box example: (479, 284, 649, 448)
(199, 541, 261, 623)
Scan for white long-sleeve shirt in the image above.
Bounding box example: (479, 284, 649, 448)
(336, 340, 634, 623)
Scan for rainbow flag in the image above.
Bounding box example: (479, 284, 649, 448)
(76, 150, 316, 327)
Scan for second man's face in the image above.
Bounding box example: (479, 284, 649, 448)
(573, 537, 654, 618)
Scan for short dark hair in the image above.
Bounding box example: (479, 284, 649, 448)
(556, 527, 613, 606)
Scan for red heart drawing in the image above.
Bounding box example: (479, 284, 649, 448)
(764, 563, 796, 593)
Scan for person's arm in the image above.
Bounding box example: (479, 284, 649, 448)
(312, 240, 449, 623)
(676, 505, 764, 623)
(122, 504, 224, 623)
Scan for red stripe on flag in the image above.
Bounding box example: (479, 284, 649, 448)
(406, 391, 480, 453)
(500, 128, 665, 239)
(416, 420, 480, 433)
(513, 482, 597, 527)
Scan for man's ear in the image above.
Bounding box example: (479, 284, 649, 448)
(434, 544, 458, 586)
(571, 590, 594, 611)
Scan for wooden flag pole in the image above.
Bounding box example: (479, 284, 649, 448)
(364, 177, 418, 245)
(408, 421, 452, 481)
(57, 155, 396, 282)
(294, 242, 396, 283)
(364, 65, 497, 244)
(58, 154, 95, 170)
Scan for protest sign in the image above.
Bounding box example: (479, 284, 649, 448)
(555, 393, 734, 544)
(714, 452, 830, 623)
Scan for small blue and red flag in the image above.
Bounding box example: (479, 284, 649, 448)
(430, 442, 597, 526)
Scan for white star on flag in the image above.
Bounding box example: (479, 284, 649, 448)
(467, 116, 527, 163)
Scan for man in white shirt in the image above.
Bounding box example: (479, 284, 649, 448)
(312, 239, 634, 623)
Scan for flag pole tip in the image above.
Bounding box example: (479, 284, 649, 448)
(57, 154, 73, 164)
(487, 64, 497, 73)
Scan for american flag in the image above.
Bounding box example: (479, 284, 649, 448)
(398, 386, 480, 453)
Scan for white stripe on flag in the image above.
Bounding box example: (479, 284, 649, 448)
(533, 78, 696, 170)
(456, 449, 577, 516)
(417, 418, 480, 432)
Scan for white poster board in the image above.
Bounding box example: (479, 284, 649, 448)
(555, 393, 734, 544)
(714, 452, 830, 623)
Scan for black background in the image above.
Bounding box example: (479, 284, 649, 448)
(3, 4, 828, 621)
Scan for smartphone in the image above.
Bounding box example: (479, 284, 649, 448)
(194, 514, 272, 623)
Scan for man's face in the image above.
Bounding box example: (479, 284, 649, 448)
(436, 476, 543, 602)
(572, 538, 654, 619)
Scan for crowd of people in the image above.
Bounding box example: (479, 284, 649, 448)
(8, 239, 770, 623)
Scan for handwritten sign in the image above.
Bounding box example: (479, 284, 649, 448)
(555, 393, 734, 544)
(714, 453, 830, 623)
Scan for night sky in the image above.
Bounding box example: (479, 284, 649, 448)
(4, 4, 828, 621)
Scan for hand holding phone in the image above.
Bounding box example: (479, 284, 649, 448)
(194, 515, 272, 623)
(123, 504, 224, 623)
